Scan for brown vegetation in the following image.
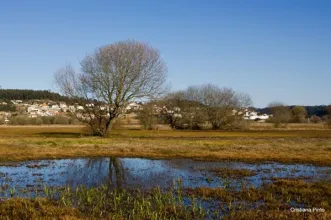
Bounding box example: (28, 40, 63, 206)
(291, 106, 307, 123)
(267, 102, 292, 127)
(206, 168, 256, 179)
(0, 198, 80, 219)
(0, 126, 330, 165)
(186, 179, 331, 220)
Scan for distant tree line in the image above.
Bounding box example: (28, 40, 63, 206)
(138, 96, 331, 130)
(0, 89, 69, 102)
(257, 105, 329, 117)
(262, 103, 331, 128)
(8, 115, 80, 125)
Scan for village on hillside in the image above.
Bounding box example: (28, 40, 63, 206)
(0, 99, 271, 124)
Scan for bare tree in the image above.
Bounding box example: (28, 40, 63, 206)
(54, 40, 168, 137)
(321, 115, 329, 122)
(137, 103, 157, 130)
(154, 93, 200, 129)
(291, 106, 307, 123)
(174, 84, 252, 130)
(268, 102, 292, 127)
(309, 115, 321, 124)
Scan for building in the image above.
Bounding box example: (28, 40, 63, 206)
(59, 102, 67, 108)
(244, 111, 270, 121)
(125, 102, 143, 111)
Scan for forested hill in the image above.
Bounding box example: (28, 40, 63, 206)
(0, 89, 68, 102)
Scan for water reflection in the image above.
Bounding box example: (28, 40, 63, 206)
(0, 157, 330, 198)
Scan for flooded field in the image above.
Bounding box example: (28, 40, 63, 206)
(1, 157, 330, 198)
(1, 158, 330, 218)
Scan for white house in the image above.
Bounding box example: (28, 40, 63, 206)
(86, 103, 94, 108)
(76, 106, 84, 111)
(125, 102, 142, 111)
(51, 104, 60, 109)
(27, 105, 40, 113)
(59, 102, 67, 108)
(68, 105, 76, 112)
(173, 113, 182, 118)
(244, 111, 270, 121)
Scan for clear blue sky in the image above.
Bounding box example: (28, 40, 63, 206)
(0, 0, 330, 107)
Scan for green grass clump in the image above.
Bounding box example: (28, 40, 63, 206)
(207, 168, 256, 179)
(58, 185, 206, 219)
(1, 185, 207, 220)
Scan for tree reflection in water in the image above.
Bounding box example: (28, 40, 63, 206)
(109, 157, 125, 188)
(82, 157, 125, 188)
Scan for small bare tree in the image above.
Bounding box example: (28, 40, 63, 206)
(137, 103, 157, 130)
(310, 115, 321, 124)
(54, 40, 168, 137)
(268, 102, 292, 127)
(291, 106, 307, 123)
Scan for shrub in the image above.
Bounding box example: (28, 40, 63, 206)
(137, 105, 157, 130)
(327, 119, 331, 129)
(29, 117, 44, 125)
(36, 117, 43, 125)
(9, 117, 18, 125)
(226, 117, 250, 130)
(321, 115, 329, 122)
(291, 106, 307, 123)
(68, 117, 80, 125)
(268, 105, 292, 128)
(16, 116, 29, 125)
(54, 116, 69, 124)
(29, 117, 38, 125)
(42, 116, 55, 125)
(9, 116, 31, 125)
(310, 115, 321, 124)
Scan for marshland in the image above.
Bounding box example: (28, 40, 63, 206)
(0, 126, 330, 219)
(2, 0, 331, 219)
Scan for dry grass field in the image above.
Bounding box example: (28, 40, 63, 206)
(249, 121, 328, 130)
(0, 125, 330, 165)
